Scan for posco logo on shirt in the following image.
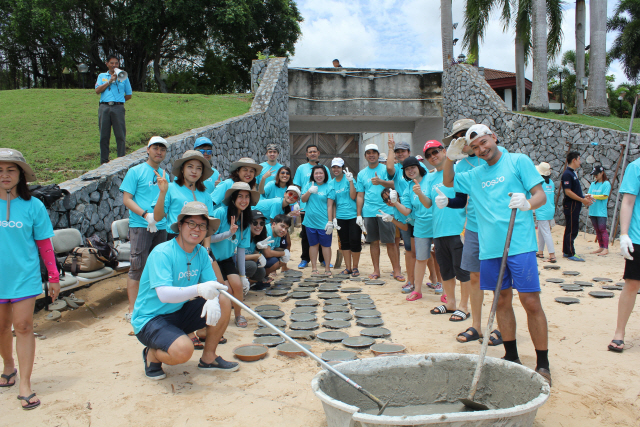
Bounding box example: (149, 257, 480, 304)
(1, 221, 24, 228)
(179, 269, 198, 280)
(148, 181, 158, 187)
(481, 176, 505, 188)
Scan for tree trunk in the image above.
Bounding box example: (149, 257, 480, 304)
(575, 0, 586, 114)
(584, 0, 610, 116)
(515, 31, 526, 111)
(441, 0, 454, 71)
(153, 58, 169, 93)
(528, 0, 549, 111)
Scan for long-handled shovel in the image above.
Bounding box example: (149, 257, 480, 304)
(219, 289, 391, 415)
(459, 207, 517, 411)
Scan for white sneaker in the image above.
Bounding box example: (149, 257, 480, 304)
(125, 312, 132, 323)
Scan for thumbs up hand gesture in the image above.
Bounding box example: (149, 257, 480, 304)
(434, 186, 449, 209)
(371, 172, 382, 186)
(389, 189, 398, 203)
(412, 179, 422, 196)
(308, 182, 318, 194)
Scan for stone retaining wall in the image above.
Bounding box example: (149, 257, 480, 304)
(443, 64, 640, 233)
(49, 57, 289, 242)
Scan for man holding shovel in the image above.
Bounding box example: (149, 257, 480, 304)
(442, 124, 552, 386)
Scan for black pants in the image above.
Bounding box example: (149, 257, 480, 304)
(300, 212, 324, 263)
(563, 202, 581, 256)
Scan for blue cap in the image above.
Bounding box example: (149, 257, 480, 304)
(194, 137, 213, 149)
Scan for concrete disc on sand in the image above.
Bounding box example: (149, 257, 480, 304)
(324, 298, 348, 306)
(290, 313, 317, 322)
(602, 285, 624, 291)
(350, 298, 374, 306)
(543, 265, 561, 270)
(311, 271, 332, 277)
(323, 320, 351, 329)
(272, 284, 292, 291)
(593, 277, 613, 282)
(277, 342, 311, 358)
(295, 299, 319, 307)
(325, 277, 345, 283)
(574, 281, 593, 287)
(333, 274, 351, 279)
(259, 310, 285, 319)
(289, 321, 319, 330)
(351, 303, 376, 310)
(255, 304, 280, 312)
(253, 335, 285, 347)
(555, 297, 580, 305)
(318, 292, 339, 299)
(562, 271, 581, 276)
(297, 282, 319, 288)
(364, 280, 386, 286)
(254, 327, 285, 337)
(291, 292, 312, 299)
(48, 300, 67, 312)
(561, 285, 583, 292)
(354, 309, 382, 318)
(349, 277, 364, 281)
(323, 305, 350, 313)
(342, 336, 375, 349)
(283, 270, 303, 277)
(357, 318, 384, 327)
(46, 310, 62, 321)
(303, 277, 326, 283)
(233, 344, 268, 362)
(371, 343, 406, 356)
(275, 278, 298, 284)
(321, 350, 357, 362)
(347, 294, 370, 300)
(617, 282, 625, 286)
(292, 306, 317, 314)
(589, 291, 615, 298)
(360, 327, 391, 338)
(287, 330, 316, 340)
(318, 285, 340, 292)
(258, 319, 286, 328)
(341, 287, 363, 293)
(324, 312, 353, 321)
(317, 331, 349, 342)
(546, 278, 565, 283)
(265, 289, 288, 297)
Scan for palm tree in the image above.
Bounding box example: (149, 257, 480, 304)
(575, 0, 586, 114)
(528, 0, 549, 111)
(441, 0, 454, 71)
(585, 0, 611, 116)
(607, 0, 640, 83)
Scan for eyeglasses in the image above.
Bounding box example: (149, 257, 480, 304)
(424, 148, 443, 159)
(252, 220, 265, 226)
(286, 191, 299, 201)
(280, 171, 291, 175)
(184, 220, 208, 231)
(198, 149, 212, 155)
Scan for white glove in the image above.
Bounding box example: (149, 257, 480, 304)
(257, 254, 267, 267)
(208, 253, 215, 264)
(201, 297, 221, 326)
(434, 187, 449, 209)
(446, 137, 468, 161)
(620, 234, 634, 260)
(508, 193, 531, 211)
(197, 281, 227, 300)
(280, 249, 291, 263)
(356, 216, 364, 227)
(332, 218, 341, 230)
(376, 210, 394, 223)
(241, 276, 250, 296)
(144, 213, 158, 233)
(389, 189, 398, 203)
(256, 236, 274, 249)
(308, 183, 318, 194)
(325, 221, 334, 235)
(344, 168, 354, 182)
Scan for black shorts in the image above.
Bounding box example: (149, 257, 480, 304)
(434, 235, 470, 282)
(136, 298, 207, 352)
(624, 244, 640, 281)
(218, 257, 239, 281)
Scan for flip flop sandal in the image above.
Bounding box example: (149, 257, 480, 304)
(17, 393, 40, 410)
(430, 305, 455, 315)
(368, 273, 380, 280)
(608, 339, 624, 353)
(219, 336, 227, 344)
(449, 310, 470, 322)
(352, 268, 360, 277)
(235, 315, 248, 328)
(547, 258, 557, 263)
(0, 369, 16, 387)
(457, 327, 480, 343)
(190, 335, 204, 350)
(487, 330, 503, 346)
(340, 269, 353, 275)
(440, 294, 448, 303)
(401, 282, 414, 294)
(406, 291, 422, 301)
(536, 253, 545, 258)
(393, 274, 406, 282)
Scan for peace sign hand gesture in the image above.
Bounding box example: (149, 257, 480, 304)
(263, 168, 273, 180)
(155, 169, 169, 193)
(388, 133, 395, 151)
(229, 216, 239, 234)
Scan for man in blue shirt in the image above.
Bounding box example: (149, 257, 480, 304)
(442, 124, 551, 386)
(256, 144, 284, 190)
(120, 136, 169, 322)
(95, 54, 133, 164)
(561, 152, 593, 261)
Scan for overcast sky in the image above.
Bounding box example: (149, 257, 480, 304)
(289, 0, 629, 86)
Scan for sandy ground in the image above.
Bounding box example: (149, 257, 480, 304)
(2, 224, 640, 426)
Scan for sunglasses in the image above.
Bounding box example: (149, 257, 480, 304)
(286, 191, 299, 201)
(184, 220, 207, 231)
(424, 148, 443, 159)
(198, 149, 213, 155)
(252, 220, 265, 226)
(280, 171, 291, 175)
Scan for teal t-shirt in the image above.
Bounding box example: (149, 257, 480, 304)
(454, 152, 543, 260)
(211, 178, 233, 206)
(535, 180, 556, 221)
(203, 168, 220, 195)
(0, 197, 54, 299)
(263, 181, 286, 200)
(254, 198, 287, 223)
(264, 223, 282, 249)
(619, 159, 640, 244)
(210, 205, 252, 260)
(454, 157, 482, 232)
(95, 73, 132, 103)
(257, 162, 283, 188)
(426, 169, 466, 238)
(389, 162, 427, 198)
(588, 181, 611, 218)
(131, 240, 216, 334)
(302, 182, 331, 229)
(328, 177, 357, 220)
(120, 162, 168, 230)
(401, 177, 433, 238)
(356, 163, 393, 217)
(293, 163, 330, 211)
(152, 182, 214, 232)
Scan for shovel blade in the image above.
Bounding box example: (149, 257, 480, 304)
(376, 399, 392, 415)
(459, 398, 489, 411)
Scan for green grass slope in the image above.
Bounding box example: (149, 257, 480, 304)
(518, 110, 640, 134)
(0, 89, 252, 183)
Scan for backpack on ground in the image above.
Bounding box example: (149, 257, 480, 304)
(86, 234, 119, 269)
(63, 247, 105, 275)
(29, 184, 70, 209)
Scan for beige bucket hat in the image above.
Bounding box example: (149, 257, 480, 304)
(0, 148, 36, 181)
(170, 201, 220, 237)
(230, 157, 263, 175)
(172, 150, 213, 181)
(536, 162, 551, 176)
(223, 182, 260, 206)
(443, 119, 477, 145)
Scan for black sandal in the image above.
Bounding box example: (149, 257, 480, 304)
(0, 369, 17, 387)
(480, 330, 504, 346)
(17, 393, 40, 410)
(430, 305, 455, 315)
(457, 327, 480, 343)
(608, 339, 624, 353)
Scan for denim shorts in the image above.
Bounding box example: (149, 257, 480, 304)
(480, 251, 541, 293)
(460, 229, 480, 273)
(414, 237, 432, 261)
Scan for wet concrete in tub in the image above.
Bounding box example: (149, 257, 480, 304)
(361, 402, 472, 416)
(234, 344, 268, 357)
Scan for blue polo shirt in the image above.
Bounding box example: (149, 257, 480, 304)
(95, 73, 132, 103)
(561, 166, 583, 207)
(120, 162, 168, 230)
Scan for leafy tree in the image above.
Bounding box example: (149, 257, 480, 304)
(607, 0, 640, 83)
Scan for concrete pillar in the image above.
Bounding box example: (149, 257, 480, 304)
(504, 88, 513, 111)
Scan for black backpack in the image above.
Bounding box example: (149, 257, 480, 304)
(86, 234, 119, 269)
(29, 184, 70, 209)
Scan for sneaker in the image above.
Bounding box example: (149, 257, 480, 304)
(426, 282, 436, 290)
(143, 348, 166, 380)
(401, 282, 414, 294)
(124, 312, 132, 323)
(198, 356, 240, 372)
(320, 261, 334, 268)
(298, 260, 309, 268)
(434, 282, 443, 294)
(568, 256, 585, 262)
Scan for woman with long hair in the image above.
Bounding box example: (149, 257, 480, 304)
(210, 182, 258, 328)
(301, 165, 333, 275)
(259, 166, 292, 200)
(0, 149, 59, 410)
(535, 162, 557, 263)
(588, 165, 611, 256)
(211, 158, 262, 206)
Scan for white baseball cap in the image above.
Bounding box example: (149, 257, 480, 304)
(465, 124, 493, 144)
(148, 136, 169, 148)
(331, 157, 345, 167)
(364, 143, 380, 153)
(379, 153, 388, 162)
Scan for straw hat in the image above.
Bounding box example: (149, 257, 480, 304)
(229, 157, 263, 175)
(172, 150, 213, 181)
(0, 148, 36, 182)
(443, 119, 476, 145)
(170, 201, 220, 237)
(536, 162, 551, 176)
(222, 182, 260, 206)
